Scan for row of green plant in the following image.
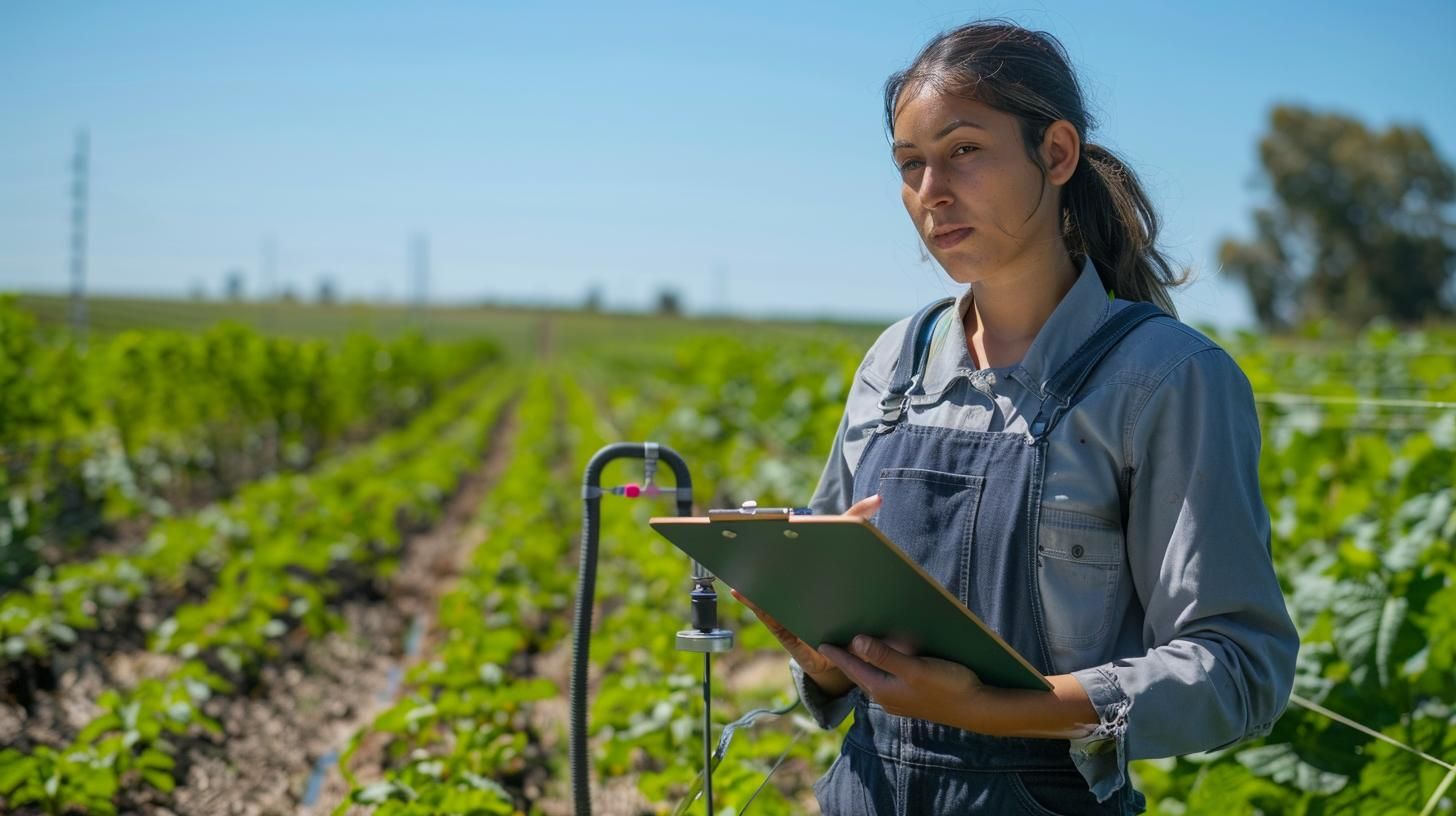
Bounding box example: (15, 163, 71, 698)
(0, 371, 518, 815)
(331, 373, 567, 815)
(0, 366, 507, 681)
(0, 295, 499, 589)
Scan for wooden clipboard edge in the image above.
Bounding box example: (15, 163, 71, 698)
(649, 514, 1053, 692)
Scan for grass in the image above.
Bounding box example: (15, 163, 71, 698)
(13, 293, 884, 361)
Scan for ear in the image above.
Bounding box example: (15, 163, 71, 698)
(1041, 120, 1081, 187)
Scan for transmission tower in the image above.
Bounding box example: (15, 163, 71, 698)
(411, 233, 430, 313)
(69, 128, 89, 338)
(261, 236, 278, 300)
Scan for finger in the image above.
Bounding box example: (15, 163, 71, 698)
(844, 493, 882, 520)
(847, 635, 919, 679)
(729, 588, 765, 616)
(882, 635, 919, 657)
(731, 590, 783, 628)
(730, 590, 806, 646)
(818, 643, 890, 693)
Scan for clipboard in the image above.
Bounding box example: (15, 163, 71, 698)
(649, 509, 1051, 691)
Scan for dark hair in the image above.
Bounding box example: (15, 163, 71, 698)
(884, 19, 1186, 315)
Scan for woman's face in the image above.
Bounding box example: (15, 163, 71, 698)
(891, 87, 1076, 286)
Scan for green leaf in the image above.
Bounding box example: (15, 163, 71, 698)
(1376, 595, 1408, 687)
(141, 767, 176, 793)
(1187, 761, 1295, 812)
(0, 750, 35, 793)
(354, 780, 416, 804)
(1332, 578, 1388, 684)
(1237, 743, 1349, 795)
(73, 713, 123, 746)
(137, 748, 174, 771)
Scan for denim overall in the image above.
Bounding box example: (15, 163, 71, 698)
(814, 298, 1162, 815)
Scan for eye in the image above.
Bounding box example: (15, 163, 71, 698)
(896, 157, 924, 172)
(952, 144, 980, 157)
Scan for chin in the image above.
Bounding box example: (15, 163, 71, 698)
(939, 262, 988, 287)
(936, 247, 1006, 287)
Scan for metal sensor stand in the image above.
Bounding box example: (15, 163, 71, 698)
(572, 442, 727, 816)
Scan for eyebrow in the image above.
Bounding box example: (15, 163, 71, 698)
(891, 119, 987, 151)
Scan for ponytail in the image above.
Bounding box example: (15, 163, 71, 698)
(1062, 142, 1187, 316)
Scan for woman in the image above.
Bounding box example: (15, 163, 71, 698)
(730, 19, 1299, 815)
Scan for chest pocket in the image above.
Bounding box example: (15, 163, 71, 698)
(871, 467, 984, 607)
(1037, 507, 1126, 653)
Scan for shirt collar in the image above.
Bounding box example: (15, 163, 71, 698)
(921, 255, 1112, 398)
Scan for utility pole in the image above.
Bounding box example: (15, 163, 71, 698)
(261, 236, 277, 331)
(69, 128, 89, 338)
(713, 263, 729, 318)
(261, 236, 278, 300)
(411, 232, 430, 322)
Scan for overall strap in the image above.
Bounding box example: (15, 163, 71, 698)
(1028, 301, 1166, 440)
(877, 296, 956, 430)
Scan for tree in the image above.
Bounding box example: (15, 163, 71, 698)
(1219, 105, 1455, 328)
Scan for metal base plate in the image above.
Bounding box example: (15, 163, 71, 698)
(677, 628, 734, 653)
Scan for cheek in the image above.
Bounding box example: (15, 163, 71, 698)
(949, 161, 991, 194)
(900, 184, 922, 218)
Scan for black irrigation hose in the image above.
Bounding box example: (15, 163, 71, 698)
(571, 442, 693, 816)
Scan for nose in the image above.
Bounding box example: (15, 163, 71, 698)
(916, 164, 954, 210)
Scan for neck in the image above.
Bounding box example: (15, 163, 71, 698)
(964, 247, 1080, 368)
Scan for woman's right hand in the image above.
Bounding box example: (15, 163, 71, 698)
(728, 493, 883, 697)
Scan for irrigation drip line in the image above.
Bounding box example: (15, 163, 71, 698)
(1231, 346, 1456, 360)
(1289, 694, 1453, 771)
(739, 726, 806, 815)
(1422, 767, 1456, 816)
(1264, 419, 1443, 434)
(1290, 694, 1455, 814)
(712, 699, 801, 764)
(1257, 393, 1456, 410)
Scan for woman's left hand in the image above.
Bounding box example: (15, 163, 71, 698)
(819, 635, 991, 732)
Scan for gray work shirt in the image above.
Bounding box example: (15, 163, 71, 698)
(790, 255, 1300, 802)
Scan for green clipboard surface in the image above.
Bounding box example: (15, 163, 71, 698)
(649, 514, 1051, 692)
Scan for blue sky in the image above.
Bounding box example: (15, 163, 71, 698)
(2, 1, 1453, 328)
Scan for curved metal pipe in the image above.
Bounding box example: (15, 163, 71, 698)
(571, 442, 694, 816)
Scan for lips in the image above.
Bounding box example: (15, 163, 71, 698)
(929, 227, 973, 249)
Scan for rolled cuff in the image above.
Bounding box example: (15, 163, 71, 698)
(789, 658, 855, 730)
(1068, 665, 1133, 803)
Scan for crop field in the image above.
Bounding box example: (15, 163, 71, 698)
(1, 295, 1453, 815)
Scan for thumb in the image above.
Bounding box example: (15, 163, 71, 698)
(849, 635, 913, 677)
(844, 493, 882, 520)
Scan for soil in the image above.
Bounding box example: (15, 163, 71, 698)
(1, 398, 519, 816)
(296, 403, 520, 816)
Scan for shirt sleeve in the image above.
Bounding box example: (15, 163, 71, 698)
(1067, 347, 1300, 801)
(807, 410, 854, 515)
(790, 657, 857, 729)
